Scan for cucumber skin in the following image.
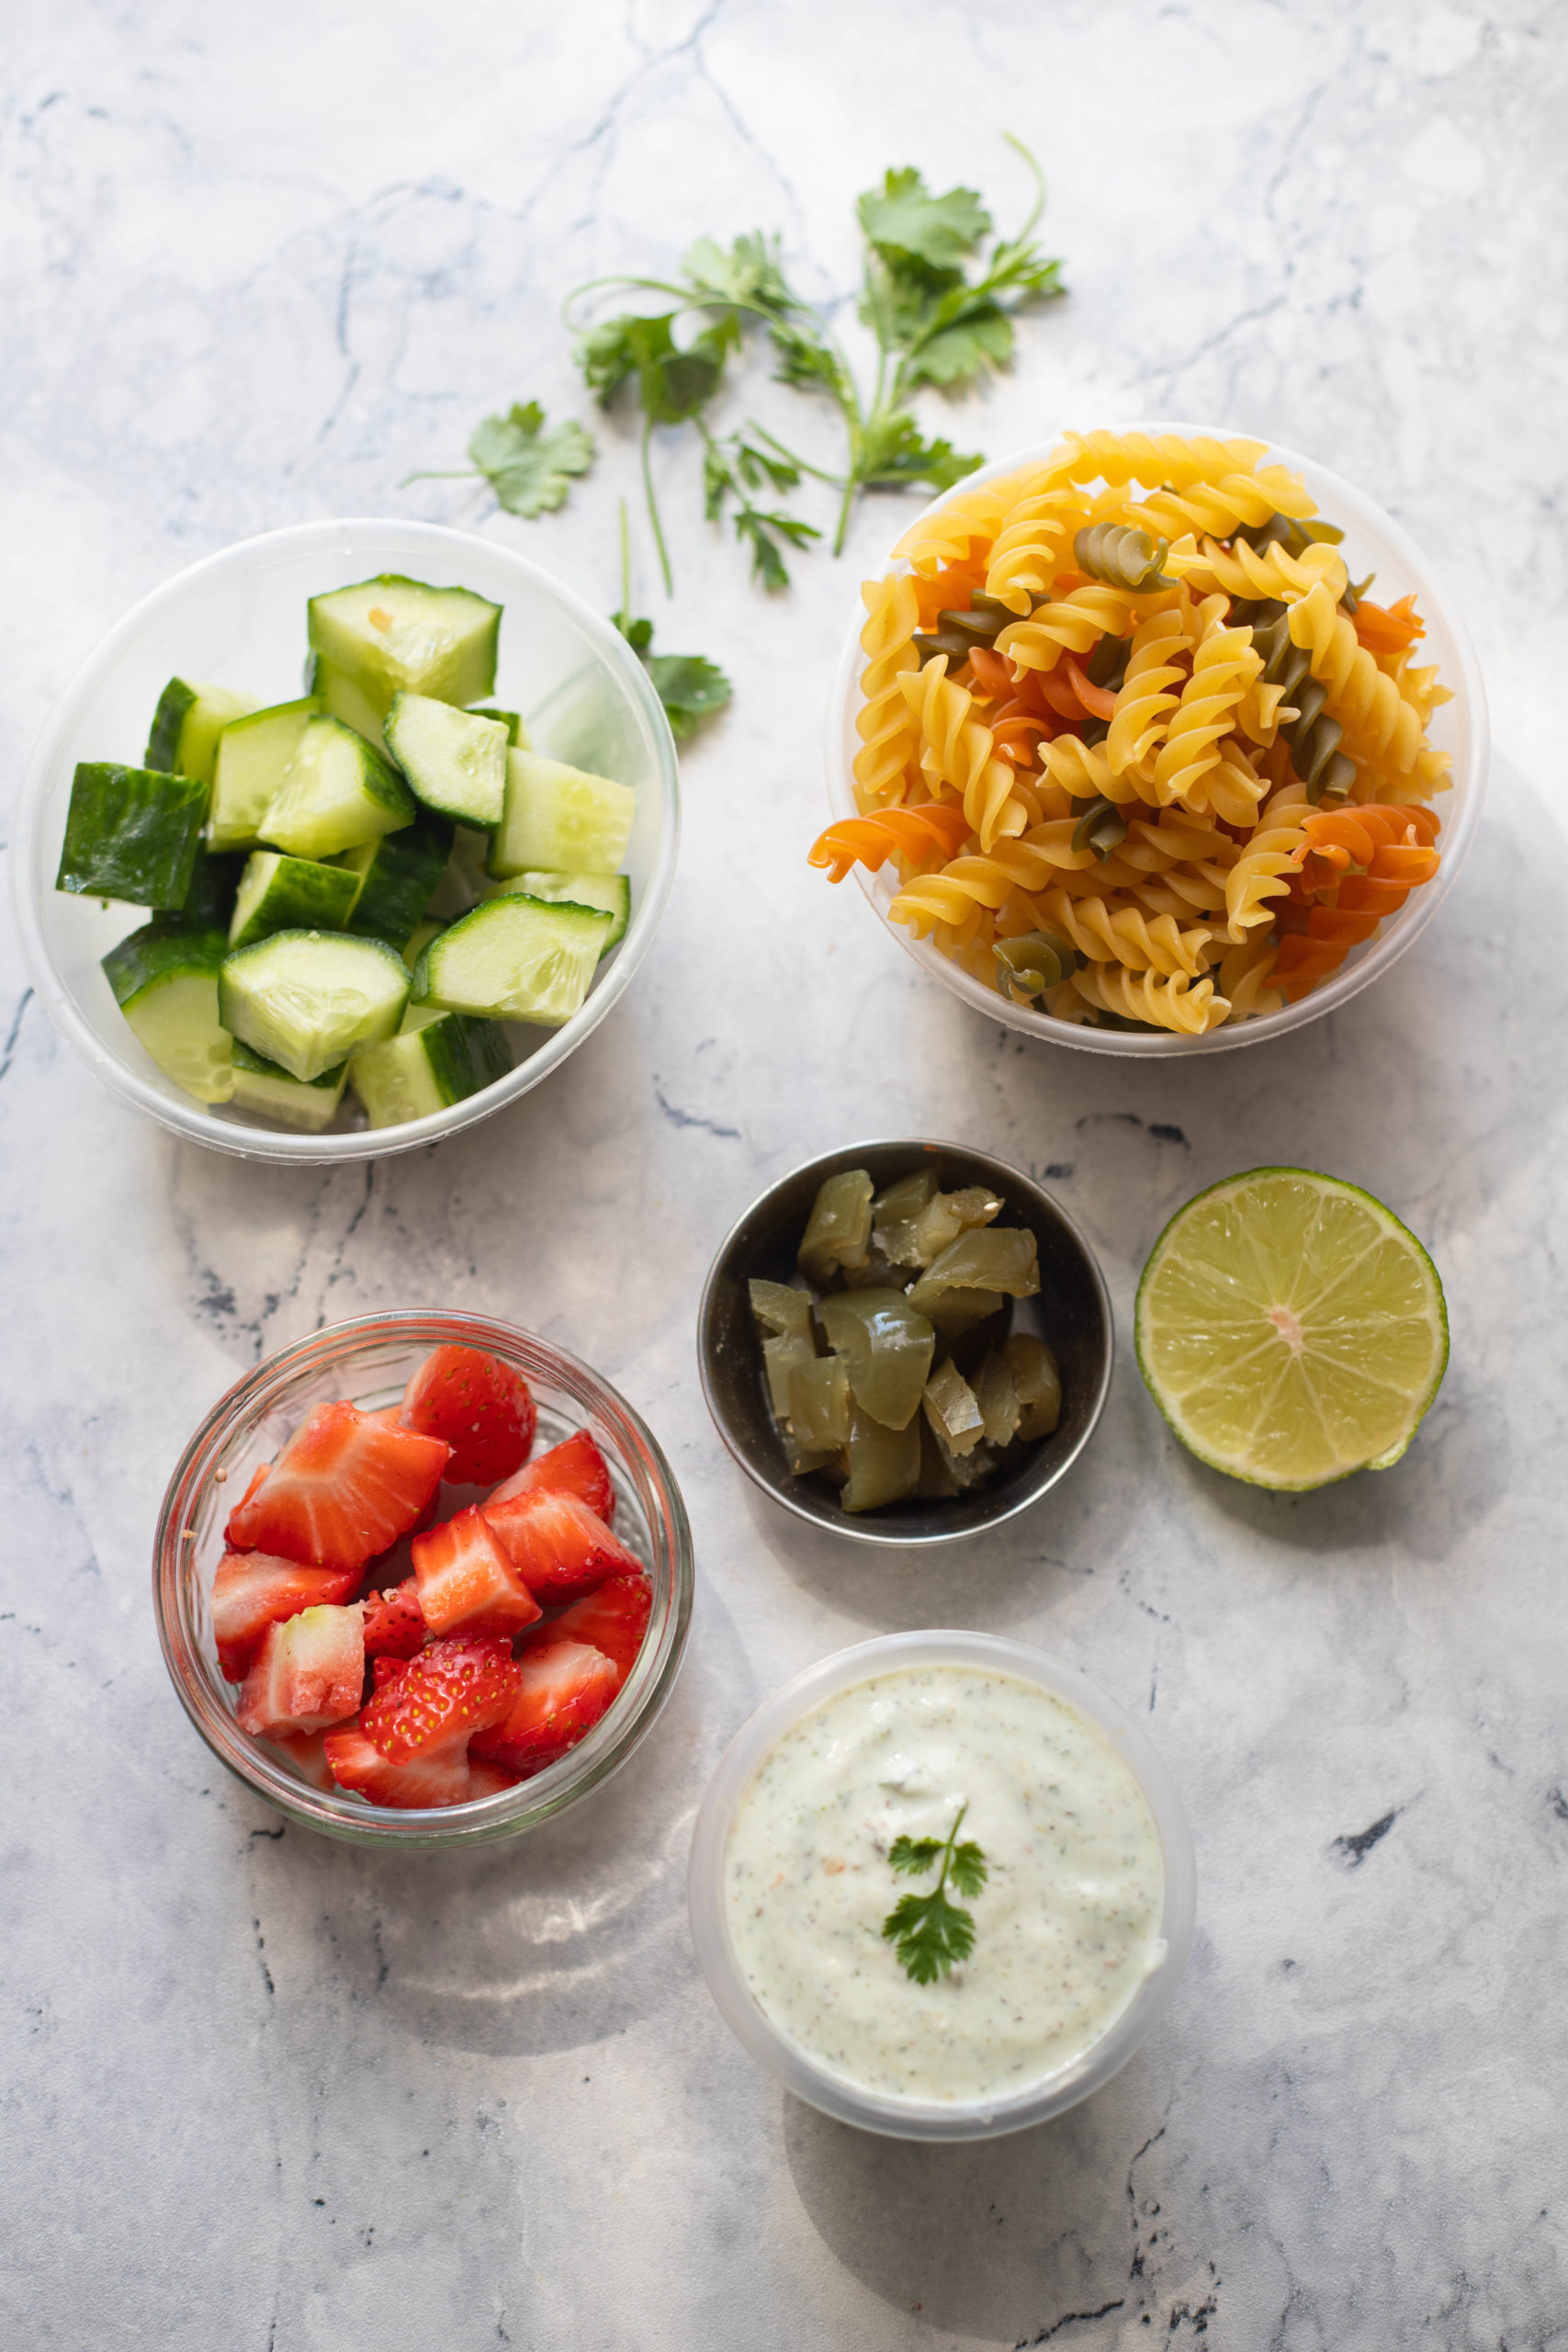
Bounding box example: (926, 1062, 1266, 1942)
(103, 922, 227, 1007)
(497, 869, 631, 952)
(181, 848, 247, 930)
(231, 1040, 348, 1132)
(57, 762, 209, 909)
(469, 707, 528, 749)
(260, 715, 416, 860)
(351, 1012, 510, 1127)
(144, 679, 197, 774)
(209, 696, 323, 851)
(339, 818, 452, 946)
(228, 852, 361, 951)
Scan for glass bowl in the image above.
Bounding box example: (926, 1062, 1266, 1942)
(153, 1310, 694, 1847)
(696, 1138, 1112, 1546)
(688, 1630, 1196, 2141)
(823, 420, 1488, 1057)
(12, 518, 680, 1159)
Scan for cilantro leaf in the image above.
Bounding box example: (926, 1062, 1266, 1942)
(464, 401, 595, 517)
(857, 167, 990, 276)
(889, 1835, 943, 1875)
(681, 231, 794, 317)
(646, 652, 732, 739)
(880, 1804, 987, 1985)
(859, 411, 981, 492)
(734, 503, 819, 590)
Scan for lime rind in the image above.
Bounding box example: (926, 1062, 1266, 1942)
(1134, 1167, 1449, 1492)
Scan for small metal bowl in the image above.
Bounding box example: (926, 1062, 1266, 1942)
(696, 1139, 1112, 1547)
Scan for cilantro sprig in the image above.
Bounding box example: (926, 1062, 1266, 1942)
(881, 1803, 988, 1986)
(566, 136, 1062, 583)
(611, 502, 731, 741)
(404, 400, 595, 517)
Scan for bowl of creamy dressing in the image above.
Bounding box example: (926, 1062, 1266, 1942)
(688, 1631, 1194, 2140)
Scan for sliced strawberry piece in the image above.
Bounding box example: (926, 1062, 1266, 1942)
(362, 1577, 427, 1660)
(360, 1634, 521, 1765)
(236, 1602, 364, 1739)
(211, 1550, 361, 1681)
(526, 1574, 651, 1682)
(222, 1462, 269, 1537)
(412, 1505, 543, 1639)
(469, 1640, 620, 1776)
(225, 1401, 449, 1571)
(370, 1654, 411, 1692)
(467, 1757, 524, 1797)
(488, 1429, 615, 1524)
(400, 1346, 537, 1487)
(263, 1729, 335, 1791)
(482, 1487, 641, 1606)
(323, 1719, 474, 1809)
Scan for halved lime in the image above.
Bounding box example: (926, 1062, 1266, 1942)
(1135, 1168, 1448, 1490)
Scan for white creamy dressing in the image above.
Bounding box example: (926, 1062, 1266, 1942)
(724, 1666, 1166, 2105)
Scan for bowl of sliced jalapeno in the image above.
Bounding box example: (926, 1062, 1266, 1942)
(696, 1139, 1113, 1545)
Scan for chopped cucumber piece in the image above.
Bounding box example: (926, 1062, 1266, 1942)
(307, 575, 501, 724)
(350, 1010, 510, 1127)
(102, 922, 233, 1103)
(469, 707, 529, 748)
(310, 656, 387, 748)
(487, 750, 636, 879)
(145, 680, 255, 784)
(489, 869, 630, 952)
(260, 714, 415, 861)
(220, 930, 410, 1081)
(57, 762, 209, 909)
(384, 694, 508, 828)
(401, 917, 446, 970)
(335, 818, 451, 948)
(209, 697, 322, 851)
(228, 851, 359, 951)
(230, 1040, 349, 1133)
(413, 894, 611, 1027)
(180, 847, 247, 931)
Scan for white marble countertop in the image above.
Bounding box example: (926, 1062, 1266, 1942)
(5, 4, 1567, 2345)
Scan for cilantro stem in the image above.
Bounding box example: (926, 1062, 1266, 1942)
(743, 418, 844, 487)
(1002, 129, 1046, 247)
(641, 418, 673, 595)
(617, 495, 632, 620)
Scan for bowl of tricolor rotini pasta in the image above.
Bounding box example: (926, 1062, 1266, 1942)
(815, 424, 1486, 1054)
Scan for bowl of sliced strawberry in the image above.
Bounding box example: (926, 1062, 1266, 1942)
(155, 1312, 694, 1844)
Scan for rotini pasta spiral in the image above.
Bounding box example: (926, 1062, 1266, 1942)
(897, 659, 1023, 852)
(819, 430, 1453, 1033)
(852, 573, 921, 812)
(1071, 962, 1230, 1035)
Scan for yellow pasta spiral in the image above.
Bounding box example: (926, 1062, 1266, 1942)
(1224, 818, 1307, 933)
(1042, 430, 1269, 491)
(982, 489, 1094, 615)
(1217, 935, 1283, 1022)
(852, 573, 921, 811)
(1167, 533, 1348, 605)
(897, 660, 1023, 852)
(1287, 582, 1424, 771)
(1037, 734, 1134, 804)
(1107, 609, 1188, 778)
(891, 463, 1052, 575)
(1035, 886, 1214, 977)
(1071, 962, 1231, 1035)
(993, 583, 1136, 673)
(888, 828, 1100, 934)
(1133, 465, 1317, 539)
(1151, 627, 1263, 810)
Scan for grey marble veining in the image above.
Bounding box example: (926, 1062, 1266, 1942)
(4, 4, 1568, 2346)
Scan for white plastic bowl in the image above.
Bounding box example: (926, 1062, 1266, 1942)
(824, 422, 1487, 1057)
(688, 1630, 1196, 2141)
(12, 518, 681, 1159)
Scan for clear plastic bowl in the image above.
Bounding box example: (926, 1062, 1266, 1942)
(12, 518, 681, 1159)
(154, 1311, 694, 1848)
(823, 421, 1488, 1057)
(688, 1629, 1196, 2140)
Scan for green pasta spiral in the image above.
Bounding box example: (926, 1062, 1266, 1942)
(1073, 524, 1175, 594)
(1250, 605, 1355, 800)
(1070, 796, 1130, 859)
(994, 931, 1077, 1001)
(915, 592, 1041, 665)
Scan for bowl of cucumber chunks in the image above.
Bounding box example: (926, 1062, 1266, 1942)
(13, 520, 680, 1159)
